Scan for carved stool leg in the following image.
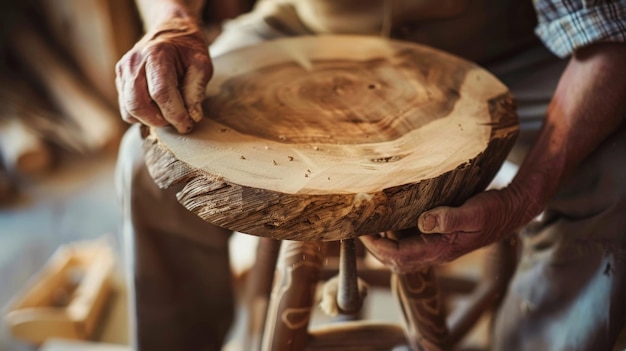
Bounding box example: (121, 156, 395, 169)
(244, 238, 282, 351)
(393, 267, 449, 351)
(390, 239, 518, 350)
(262, 240, 327, 351)
(384, 229, 448, 350)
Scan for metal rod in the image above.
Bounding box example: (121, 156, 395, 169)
(337, 238, 362, 314)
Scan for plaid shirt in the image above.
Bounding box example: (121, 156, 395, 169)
(534, 0, 626, 57)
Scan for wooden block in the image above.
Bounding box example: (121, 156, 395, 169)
(4, 238, 115, 346)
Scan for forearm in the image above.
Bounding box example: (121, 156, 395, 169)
(360, 43, 626, 272)
(512, 42, 626, 214)
(135, 0, 206, 30)
(117, 0, 212, 132)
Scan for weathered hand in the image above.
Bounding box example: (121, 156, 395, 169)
(360, 184, 540, 273)
(115, 17, 212, 134)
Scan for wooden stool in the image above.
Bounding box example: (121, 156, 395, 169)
(142, 35, 519, 350)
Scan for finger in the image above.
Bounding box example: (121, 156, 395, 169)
(116, 76, 138, 124)
(359, 234, 399, 259)
(182, 53, 212, 122)
(359, 235, 402, 270)
(146, 53, 194, 133)
(119, 100, 137, 125)
(418, 203, 486, 234)
(116, 75, 133, 123)
(118, 64, 168, 127)
(120, 103, 140, 124)
(124, 75, 169, 127)
(359, 234, 435, 273)
(115, 69, 132, 122)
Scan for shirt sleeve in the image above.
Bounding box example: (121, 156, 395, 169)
(533, 0, 626, 57)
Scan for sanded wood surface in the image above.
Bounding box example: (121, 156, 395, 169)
(144, 35, 518, 241)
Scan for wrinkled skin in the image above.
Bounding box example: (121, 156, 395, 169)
(361, 43, 626, 274)
(360, 184, 539, 273)
(115, 17, 213, 134)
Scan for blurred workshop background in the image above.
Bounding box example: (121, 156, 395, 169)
(0, 1, 498, 350)
(0, 1, 252, 350)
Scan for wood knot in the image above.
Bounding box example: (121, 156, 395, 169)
(370, 155, 404, 163)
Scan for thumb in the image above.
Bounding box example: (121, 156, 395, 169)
(418, 203, 485, 234)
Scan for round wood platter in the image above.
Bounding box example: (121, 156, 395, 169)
(143, 35, 518, 241)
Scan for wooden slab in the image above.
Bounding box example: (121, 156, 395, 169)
(143, 35, 518, 241)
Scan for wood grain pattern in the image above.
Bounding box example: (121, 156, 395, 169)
(393, 268, 448, 351)
(144, 35, 518, 241)
(244, 238, 281, 351)
(261, 241, 326, 351)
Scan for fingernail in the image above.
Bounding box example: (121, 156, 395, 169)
(176, 123, 194, 134)
(421, 214, 437, 232)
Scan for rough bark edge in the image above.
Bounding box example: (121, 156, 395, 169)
(143, 93, 518, 241)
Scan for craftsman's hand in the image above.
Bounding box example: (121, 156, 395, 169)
(362, 43, 626, 274)
(115, 17, 212, 134)
(360, 184, 540, 273)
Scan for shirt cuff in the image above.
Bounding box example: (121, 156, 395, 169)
(535, 4, 626, 58)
